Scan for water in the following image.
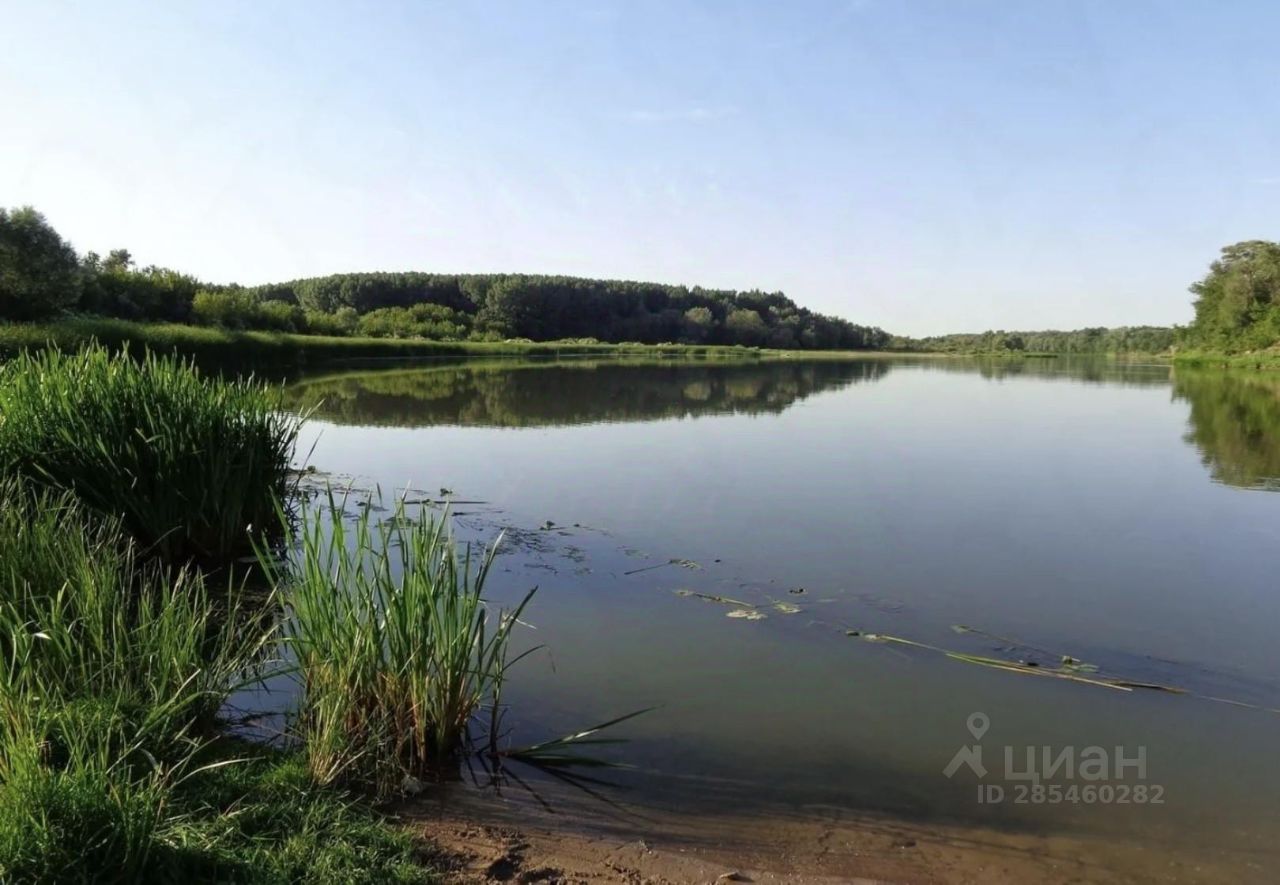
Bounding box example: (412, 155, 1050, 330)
(281, 356, 1280, 875)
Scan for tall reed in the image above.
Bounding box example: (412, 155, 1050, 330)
(267, 493, 534, 795)
(0, 478, 272, 754)
(0, 344, 299, 565)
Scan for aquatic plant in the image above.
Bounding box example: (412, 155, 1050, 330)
(266, 492, 535, 796)
(0, 343, 299, 565)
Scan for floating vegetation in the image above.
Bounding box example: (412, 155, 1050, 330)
(772, 602, 802, 614)
(625, 557, 702, 576)
(673, 589, 755, 607)
(837, 625, 1277, 711)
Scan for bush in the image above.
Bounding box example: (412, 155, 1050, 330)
(303, 307, 358, 337)
(0, 345, 300, 565)
(356, 304, 470, 340)
(191, 289, 261, 329)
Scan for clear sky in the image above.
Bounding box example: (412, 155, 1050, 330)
(3, 1, 1278, 336)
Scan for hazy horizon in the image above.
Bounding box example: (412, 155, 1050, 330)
(4, 1, 1278, 336)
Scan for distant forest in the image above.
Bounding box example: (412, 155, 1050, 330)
(896, 326, 1176, 354)
(3, 205, 1274, 355)
(0, 206, 888, 350)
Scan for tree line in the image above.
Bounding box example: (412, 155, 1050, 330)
(895, 326, 1176, 354)
(0, 206, 890, 350)
(9, 204, 1270, 355)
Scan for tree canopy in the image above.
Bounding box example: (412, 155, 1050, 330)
(1182, 240, 1280, 352)
(0, 207, 82, 320)
(896, 326, 1175, 354)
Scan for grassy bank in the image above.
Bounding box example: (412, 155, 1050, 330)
(0, 349, 453, 882)
(0, 316, 771, 367)
(1172, 348, 1280, 371)
(0, 479, 436, 882)
(0, 345, 299, 564)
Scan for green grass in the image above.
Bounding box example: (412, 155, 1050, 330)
(155, 744, 436, 884)
(264, 493, 534, 797)
(0, 315, 769, 367)
(0, 479, 261, 742)
(0, 479, 437, 883)
(1172, 347, 1280, 370)
(0, 344, 300, 565)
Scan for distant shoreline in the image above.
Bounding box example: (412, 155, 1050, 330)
(7, 317, 1280, 372)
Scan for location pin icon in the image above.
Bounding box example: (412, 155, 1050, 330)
(967, 712, 990, 741)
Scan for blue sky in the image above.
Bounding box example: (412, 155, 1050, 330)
(2, 1, 1278, 335)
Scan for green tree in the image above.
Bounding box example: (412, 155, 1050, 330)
(0, 207, 82, 319)
(682, 306, 714, 342)
(725, 308, 768, 345)
(1187, 240, 1280, 351)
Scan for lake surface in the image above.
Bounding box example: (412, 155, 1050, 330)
(282, 356, 1280, 878)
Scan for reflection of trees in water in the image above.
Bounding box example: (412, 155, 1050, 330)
(1173, 369, 1280, 491)
(284, 359, 891, 428)
(908, 356, 1173, 387)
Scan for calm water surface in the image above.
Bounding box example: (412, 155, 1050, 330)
(282, 357, 1280, 873)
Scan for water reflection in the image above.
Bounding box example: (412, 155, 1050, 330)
(911, 355, 1173, 387)
(1174, 368, 1280, 491)
(283, 358, 890, 428)
(283, 356, 1280, 492)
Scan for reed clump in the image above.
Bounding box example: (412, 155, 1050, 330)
(0, 344, 299, 566)
(269, 493, 535, 796)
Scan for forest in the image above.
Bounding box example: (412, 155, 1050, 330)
(0, 206, 889, 350)
(896, 326, 1176, 354)
(6, 205, 1276, 356)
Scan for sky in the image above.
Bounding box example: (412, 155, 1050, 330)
(2, 1, 1279, 336)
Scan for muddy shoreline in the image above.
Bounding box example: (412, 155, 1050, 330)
(401, 778, 1265, 884)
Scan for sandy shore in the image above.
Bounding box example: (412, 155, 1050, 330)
(400, 779, 1264, 884)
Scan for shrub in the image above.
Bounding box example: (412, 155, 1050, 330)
(357, 304, 470, 340)
(0, 345, 300, 565)
(303, 308, 358, 337)
(191, 289, 261, 329)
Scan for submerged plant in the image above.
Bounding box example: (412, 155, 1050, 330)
(0, 343, 300, 566)
(267, 492, 536, 796)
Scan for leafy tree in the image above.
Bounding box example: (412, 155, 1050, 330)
(102, 248, 133, 273)
(1184, 240, 1280, 351)
(725, 308, 769, 345)
(0, 206, 82, 319)
(682, 306, 714, 342)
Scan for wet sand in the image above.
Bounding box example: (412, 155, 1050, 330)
(402, 778, 1268, 884)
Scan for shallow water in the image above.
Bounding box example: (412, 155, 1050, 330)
(281, 356, 1280, 876)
